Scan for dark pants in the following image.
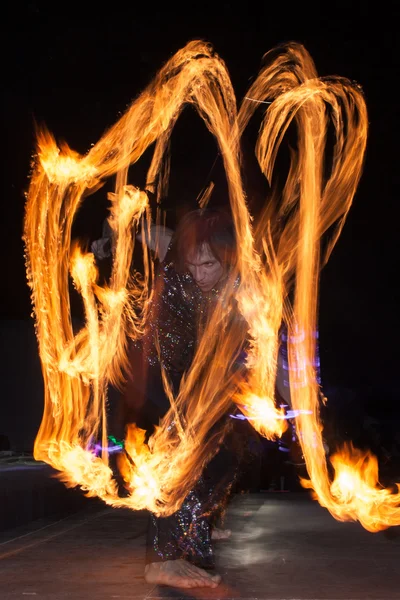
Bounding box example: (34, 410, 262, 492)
(145, 417, 258, 567)
(120, 346, 256, 567)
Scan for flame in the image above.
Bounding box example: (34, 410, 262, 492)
(23, 39, 400, 530)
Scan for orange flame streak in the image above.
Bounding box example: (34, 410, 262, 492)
(243, 44, 400, 531)
(23, 40, 400, 530)
(302, 443, 400, 533)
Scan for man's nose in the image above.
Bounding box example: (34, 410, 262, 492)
(194, 267, 205, 281)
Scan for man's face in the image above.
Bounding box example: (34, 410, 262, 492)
(186, 244, 225, 292)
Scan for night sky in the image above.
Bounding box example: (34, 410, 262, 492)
(3, 2, 399, 417)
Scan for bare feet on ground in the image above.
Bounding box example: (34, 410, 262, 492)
(212, 527, 232, 540)
(144, 559, 221, 588)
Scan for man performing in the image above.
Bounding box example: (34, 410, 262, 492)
(90, 204, 294, 588)
(117, 204, 290, 588)
(121, 207, 252, 588)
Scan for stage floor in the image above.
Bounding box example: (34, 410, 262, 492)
(1, 490, 400, 600)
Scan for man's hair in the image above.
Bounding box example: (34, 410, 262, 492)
(169, 208, 237, 272)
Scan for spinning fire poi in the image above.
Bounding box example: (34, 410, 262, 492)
(23, 40, 400, 536)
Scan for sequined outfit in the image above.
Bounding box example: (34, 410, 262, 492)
(147, 476, 215, 568)
(127, 254, 245, 569)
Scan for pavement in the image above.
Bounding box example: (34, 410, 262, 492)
(1, 464, 400, 600)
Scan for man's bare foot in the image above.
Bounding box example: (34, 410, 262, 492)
(212, 527, 232, 540)
(144, 559, 221, 589)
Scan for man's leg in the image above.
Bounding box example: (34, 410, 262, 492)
(144, 481, 221, 588)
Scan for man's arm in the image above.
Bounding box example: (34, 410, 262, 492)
(91, 220, 173, 263)
(137, 223, 174, 262)
(90, 219, 113, 260)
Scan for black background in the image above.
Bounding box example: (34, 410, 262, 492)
(2, 1, 399, 429)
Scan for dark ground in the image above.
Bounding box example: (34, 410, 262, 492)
(2, 482, 400, 600)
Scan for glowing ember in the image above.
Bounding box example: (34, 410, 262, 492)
(23, 39, 400, 531)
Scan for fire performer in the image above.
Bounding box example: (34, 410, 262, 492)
(91, 204, 294, 588)
(138, 206, 294, 587)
